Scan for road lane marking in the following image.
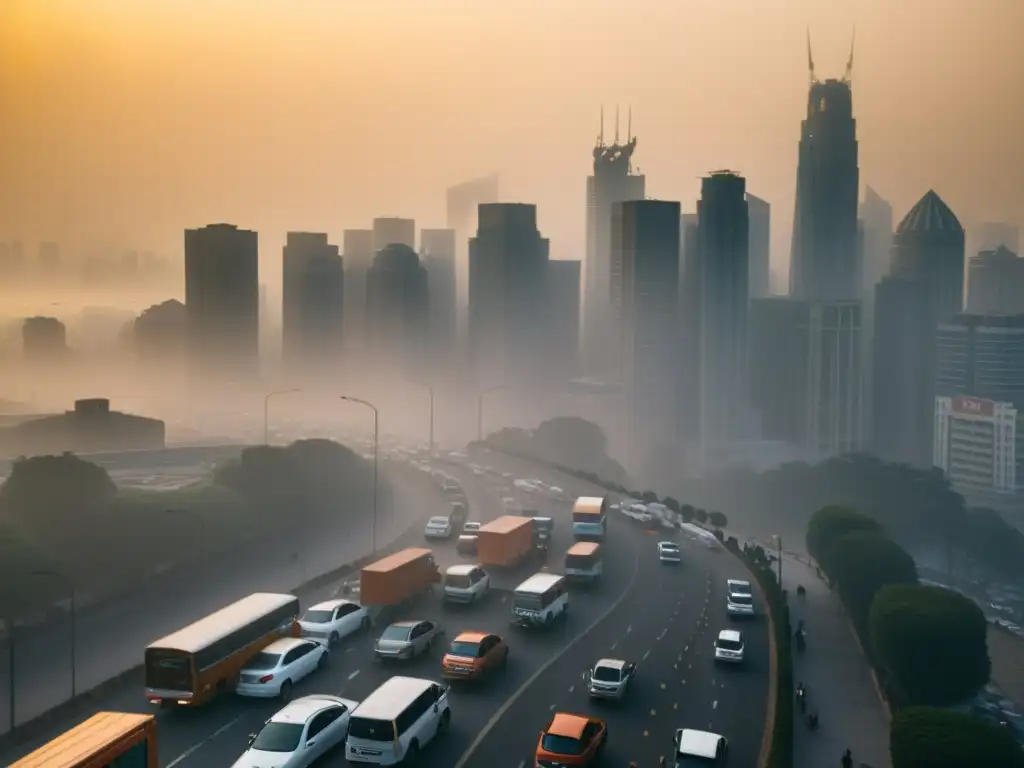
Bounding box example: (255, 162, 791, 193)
(167, 714, 244, 767)
(626, 624, 632, 634)
(549, 703, 556, 710)
(642, 650, 650, 661)
(517, 761, 526, 768)
(453, 541, 641, 768)
(610, 641, 618, 650)
(568, 684, 575, 693)
(713, 699, 718, 709)
(657, 629, 666, 640)
(348, 669, 361, 680)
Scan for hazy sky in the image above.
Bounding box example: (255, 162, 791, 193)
(1, 0, 1021, 284)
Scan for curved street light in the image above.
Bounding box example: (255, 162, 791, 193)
(340, 395, 380, 553)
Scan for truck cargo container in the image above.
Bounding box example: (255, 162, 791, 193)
(477, 515, 535, 568)
(360, 548, 441, 606)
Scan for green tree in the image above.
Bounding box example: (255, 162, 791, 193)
(871, 584, 990, 706)
(708, 510, 728, 529)
(530, 417, 628, 484)
(484, 427, 533, 455)
(0, 452, 117, 525)
(662, 496, 681, 514)
(680, 504, 695, 523)
(827, 531, 918, 628)
(641, 490, 658, 504)
(806, 504, 882, 564)
(890, 707, 1024, 768)
(693, 508, 708, 524)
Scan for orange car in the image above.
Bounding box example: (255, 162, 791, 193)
(441, 631, 508, 680)
(535, 712, 607, 767)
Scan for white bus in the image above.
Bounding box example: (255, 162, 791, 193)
(571, 496, 608, 541)
(345, 676, 451, 764)
(511, 571, 568, 628)
(564, 541, 603, 583)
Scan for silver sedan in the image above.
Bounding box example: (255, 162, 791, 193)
(374, 620, 445, 661)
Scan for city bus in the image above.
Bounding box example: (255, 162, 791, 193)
(564, 541, 603, 583)
(571, 496, 608, 541)
(12, 711, 157, 768)
(144, 591, 299, 707)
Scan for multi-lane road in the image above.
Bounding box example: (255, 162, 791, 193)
(2, 452, 770, 767)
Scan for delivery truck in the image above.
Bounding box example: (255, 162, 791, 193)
(360, 547, 441, 607)
(477, 515, 535, 568)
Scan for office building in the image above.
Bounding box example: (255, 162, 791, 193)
(584, 111, 645, 375)
(447, 175, 500, 336)
(365, 244, 429, 374)
(343, 229, 374, 353)
(611, 200, 681, 461)
(790, 41, 861, 301)
(745, 193, 771, 298)
(184, 223, 260, 375)
(967, 246, 1024, 315)
(695, 171, 751, 452)
(372, 217, 415, 252)
(420, 228, 458, 362)
(678, 213, 701, 440)
(934, 396, 1019, 496)
(546, 259, 582, 382)
(468, 203, 550, 385)
(282, 232, 344, 369)
(860, 186, 894, 296)
(977, 221, 1019, 255)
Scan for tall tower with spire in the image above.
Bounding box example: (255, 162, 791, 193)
(789, 32, 861, 301)
(584, 106, 646, 376)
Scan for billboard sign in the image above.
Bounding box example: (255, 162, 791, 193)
(952, 396, 994, 418)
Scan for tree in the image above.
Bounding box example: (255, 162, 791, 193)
(708, 510, 728, 529)
(484, 427, 533, 455)
(662, 496, 681, 513)
(806, 504, 882, 563)
(641, 490, 658, 504)
(870, 584, 990, 707)
(890, 707, 1024, 768)
(827, 531, 918, 629)
(693, 508, 708, 524)
(530, 417, 629, 485)
(0, 453, 117, 525)
(680, 504, 695, 523)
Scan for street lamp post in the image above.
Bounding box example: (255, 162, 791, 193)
(340, 395, 380, 553)
(263, 388, 303, 445)
(773, 535, 783, 586)
(32, 570, 76, 698)
(476, 384, 505, 442)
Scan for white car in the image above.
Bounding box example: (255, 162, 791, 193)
(236, 638, 329, 699)
(547, 486, 566, 500)
(442, 564, 491, 604)
(587, 658, 636, 700)
(714, 629, 745, 663)
(658, 541, 682, 563)
(462, 521, 482, 534)
(424, 516, 453, 540)
(674, 728, 729, 764)
(233, 694, 358, 768)
(513, 479, 535, 491)
(299, 600, 370, 646)
(726, 580, 755, 617)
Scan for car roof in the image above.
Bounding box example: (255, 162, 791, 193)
(717, 629, 742, 643)
(676, 728, 724, 758)
(659, 541, 679, 547)
(389, 620, 420, 629)
(516, 571, 564, 594)
(446, 564, 477, 576)
(308, 599, 357, 612)
(594, 658, 626, 670)
(261, 637, 310, 654)
(351, 676, 436, 721)
(547, 713, 590, 739)
(453, 631, 488, 643)
(728, 579, 751, 587)
(427, 516, 450, 523)
(271, 694, 357, 723)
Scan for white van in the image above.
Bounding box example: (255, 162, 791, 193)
(442, 564, 490, 604)
(345, 676, 451, 764)
(511, 572, 568, 628)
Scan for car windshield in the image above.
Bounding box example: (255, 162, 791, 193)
(593, 666, 621, 682)
(428, 517, 449, 526)
(718, 639, 743, 651)
(252, 722, 304, 752)
(514, 592, 543, 610)
(661, 544, 679, 551)
(730, 595, 753, 606)
(246, 652, 281, 670)
(675, 755, 717, 767)
(446, 574, 472, 589)
(302, 609, 334, 624)
(541, 734, 584, 755)
(463, 522, 481, 531)
(448, 640, 482, 657)
(381, 625, 413, 641)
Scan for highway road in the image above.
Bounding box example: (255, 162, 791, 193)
(0, 460, 426, 736)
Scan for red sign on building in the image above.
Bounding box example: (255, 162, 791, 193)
(952, 396, 995, 418)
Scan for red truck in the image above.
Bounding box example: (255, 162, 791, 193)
(477, 515, 535, 568)
(360, 547, 441, 606)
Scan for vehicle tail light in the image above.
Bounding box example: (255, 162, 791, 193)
(258, 674, 274, 683)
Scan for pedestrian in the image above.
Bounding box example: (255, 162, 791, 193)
(841, 748, 853, 768)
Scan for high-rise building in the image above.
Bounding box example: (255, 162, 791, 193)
(584, 111, 645, 375)
(545, 260, 581, 382)
(611, 200, 681, 463)
(695, 171, 751, 453)
(342, 229, 374, 354)
(468, 203, 550, 385)
(184, 223, 259, 376)
(749, 297, 811, 444)
(420, 228, 458, 363)
(678, 213, 701, 440)
(372, 217, 415, 252)
(860, 186, 894, 296)
(745, 193, 771, 298)
(365, 244, 429, 374)
(281, 232, 344, 369)
(447, 175, 500, 336)
(789, 41, 861, 301)
(967, 246, 1024, 315)
(977, 221, 1019, 255)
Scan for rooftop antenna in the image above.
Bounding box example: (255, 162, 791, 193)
(806, 27, 816, 84)
(599, 105, 605, 147)
(627, 105, 633, 142)
(614, 105, 620, 144)
(844, 26, 856, 82)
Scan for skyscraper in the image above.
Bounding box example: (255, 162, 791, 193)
(372, 217, 415, 252)
(365, 244, 429, 374)
(789, 39, 861, 301)
(468, 203, 550, 385)
(611, 200, 681, 463)
(967, 246, 1024, 315)
(546, 259, 582, 383)
(342, 229, 374, 354)
(860, 186, 894, 296)
(184, 223, 259, 376)
(745, 193, 771, 298)
(420, 228, 458, 363)
(447, 175, 500, 335)
(695, 171, 750, 454)
(281, 232, 344, 369)
(678, 213, 701, 440)
(584, 110, 645, 375)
